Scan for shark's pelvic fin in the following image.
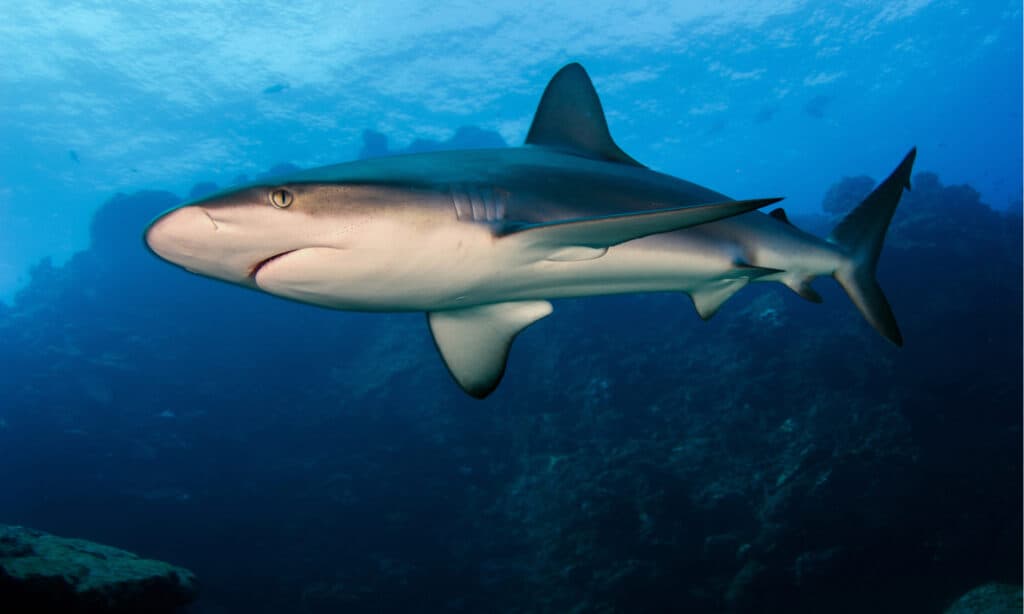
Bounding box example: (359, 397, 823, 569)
(688, 263, 778, 319)
(689, 279, 749, 320)
(427, 301, 553, 399)
(525, 63, 645, 168)
(501, 198, 781, 254)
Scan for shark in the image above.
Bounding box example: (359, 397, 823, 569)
(145, 63, 915, 398)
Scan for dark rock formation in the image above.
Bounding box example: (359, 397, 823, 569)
(358, 125, 506, 159)
(821, 175, 875, 215)
(944, 583, 1022, 613)
(0, 524, 197, 613)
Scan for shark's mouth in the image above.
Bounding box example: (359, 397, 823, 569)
(249, 250, 299, 279)
(248, 247, 355, 308)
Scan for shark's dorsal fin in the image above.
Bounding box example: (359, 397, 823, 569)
(428, 301, 553, 399)
(525, 63, 645, 168)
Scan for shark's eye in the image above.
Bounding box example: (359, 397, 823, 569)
(269, 188, 294, 209)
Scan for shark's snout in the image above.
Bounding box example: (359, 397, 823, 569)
(145, 205, 222, 271)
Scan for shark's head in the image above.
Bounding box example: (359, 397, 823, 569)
(145, 183, 342, 287)
(144, 179, 459, 310)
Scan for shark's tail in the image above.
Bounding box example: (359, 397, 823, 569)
(829, 148, 916, 346)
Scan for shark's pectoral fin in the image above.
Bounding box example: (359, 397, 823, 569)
(544, 246, 608, 261)
(427, 301, 553, 399)
(689, 279, 749, 320)
(501, 198, 781, 256)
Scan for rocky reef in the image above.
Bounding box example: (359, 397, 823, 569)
(0, 524, 197, 613)
(943, 583, 1022, 614)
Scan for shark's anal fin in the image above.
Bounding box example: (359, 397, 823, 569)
(502, 198, 781, 254)
(782, 275, 824, 303)
(427, 301, 553, 399)
(525, 63, 645, 167)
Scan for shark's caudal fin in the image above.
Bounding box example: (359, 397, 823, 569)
(829, 148, 916, 346)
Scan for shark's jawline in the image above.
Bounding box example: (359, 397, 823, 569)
(249, 250, 299, 279)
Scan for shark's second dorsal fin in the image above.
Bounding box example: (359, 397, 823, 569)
(525, 63, 645, 168)
(769, 207, 793, 226)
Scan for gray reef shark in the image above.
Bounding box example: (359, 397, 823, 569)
(145, 63, 915, 398)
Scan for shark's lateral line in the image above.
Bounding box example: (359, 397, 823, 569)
(145, 63, 915, 398)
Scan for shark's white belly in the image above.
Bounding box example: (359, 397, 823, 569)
(252, 224, 747, 312)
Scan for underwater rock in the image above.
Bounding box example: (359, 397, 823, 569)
(943, 583, 1022, 613)
(803, 94, 833, 118)
(89, 190, 180, 258)
(820, 175, 875, 215)
(262, 82, 289, 95)
(187, 182, 219, 200)
(359, 125, 506, 160)
(753, 104, 777, 123)
(259, 162, 301, 179)
(359, 129, 390, 159)
(0, 524, 197, 613)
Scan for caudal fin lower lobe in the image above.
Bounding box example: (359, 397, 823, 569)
(829, 148, 917, 346)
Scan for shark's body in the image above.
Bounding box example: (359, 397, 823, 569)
(146, 63, 914, 398)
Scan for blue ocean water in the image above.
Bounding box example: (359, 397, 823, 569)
(0, 2, 1021, 613)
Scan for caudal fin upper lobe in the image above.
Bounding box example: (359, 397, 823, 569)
(829, 148, 917, 346)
